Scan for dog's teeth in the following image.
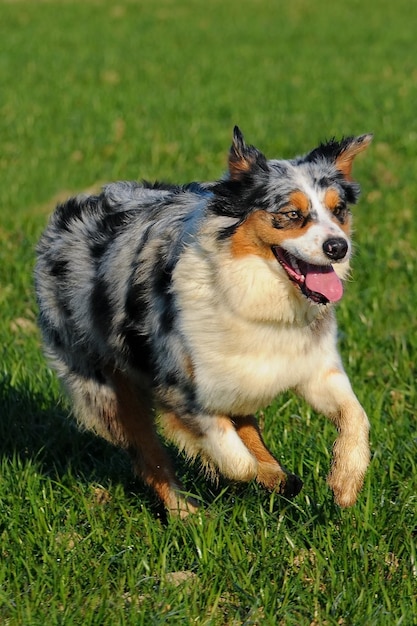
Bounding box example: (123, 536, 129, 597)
(290, 257, 300, 273)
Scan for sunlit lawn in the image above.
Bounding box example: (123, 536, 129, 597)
(1, 0, 416, 623)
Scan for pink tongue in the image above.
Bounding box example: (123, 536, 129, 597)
(305, 264, 343, 302)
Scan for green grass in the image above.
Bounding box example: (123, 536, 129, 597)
(1, 0, 416, 623)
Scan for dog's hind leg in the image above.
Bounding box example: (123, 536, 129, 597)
(233, 415, 303, 498)
(64, 367, 198, 517)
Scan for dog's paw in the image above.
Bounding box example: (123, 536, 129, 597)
(327, 470, 365, 508)
(279, 472, 303, 499)
(256, 462, 303, 499)
(328, 436, 370, 507)
(166, 491, 201, 518)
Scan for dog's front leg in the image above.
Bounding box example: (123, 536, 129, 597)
(233, 415, 303, 498)
(298, 368, 370, 507)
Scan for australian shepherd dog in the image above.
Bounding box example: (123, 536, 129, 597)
(35, 127, 372, 516)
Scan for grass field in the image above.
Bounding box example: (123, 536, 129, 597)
(1, 0, 416, 624)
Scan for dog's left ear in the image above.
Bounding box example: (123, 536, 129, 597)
(229, 126, 268, 181)
(334, 134, 373, 180)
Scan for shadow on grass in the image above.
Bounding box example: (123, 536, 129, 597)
(0, 373, 339, 528)
(0, 373, 224, 520)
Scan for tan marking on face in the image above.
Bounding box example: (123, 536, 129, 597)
(324, 188, 352, 236)
(230, 209, 312, 259)
(338, 215, 352, 236)
(324, 188, 341, 211)
(289, 190, 309, 212)
(230, 211, 282, 259)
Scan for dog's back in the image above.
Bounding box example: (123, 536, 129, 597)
(35, 181, 208, 380)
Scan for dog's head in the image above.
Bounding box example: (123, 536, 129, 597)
(212, 126, 372, 306)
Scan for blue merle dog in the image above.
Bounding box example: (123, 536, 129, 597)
(35, 127, 372, 516)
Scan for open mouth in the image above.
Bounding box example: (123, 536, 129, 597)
(272, 246, 344, 305)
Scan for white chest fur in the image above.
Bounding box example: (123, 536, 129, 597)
(173, 243, 338, 415)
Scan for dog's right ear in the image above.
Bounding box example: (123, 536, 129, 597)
(229, 126, 268, 181)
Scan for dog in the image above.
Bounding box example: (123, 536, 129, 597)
(35, 127, 372, 516)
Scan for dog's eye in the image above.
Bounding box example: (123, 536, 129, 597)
(271, 209, 305, 230)
(286, 210, 301, 221)
(333, 204, 348, 222)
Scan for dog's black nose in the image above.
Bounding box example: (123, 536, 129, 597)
(322, 237, 348, 260)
